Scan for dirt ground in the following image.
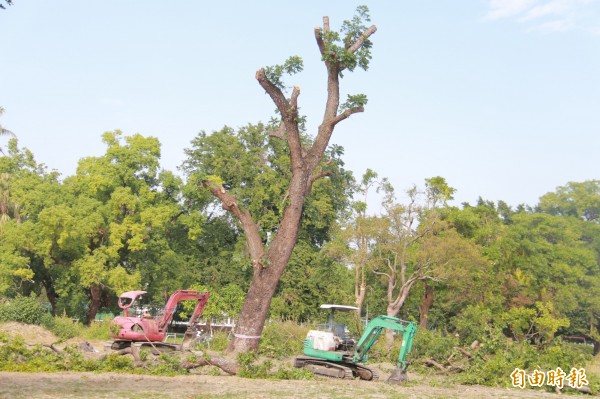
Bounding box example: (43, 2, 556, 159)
(0, 371, 587, 399)
(0, 322, 593, 399)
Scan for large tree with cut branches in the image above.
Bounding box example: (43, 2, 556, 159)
(197, 7, 376, 353)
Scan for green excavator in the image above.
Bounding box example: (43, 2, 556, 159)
(294, 304, 417, 383)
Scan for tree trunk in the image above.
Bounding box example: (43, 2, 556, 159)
(41, 274, 58, 315)
(86, 284, 103, 325)
(227, 172, 306, 353)
(419, 284, 434, 328)
(355, 279, 366, 311)
(227, 266, 283, 352)
(385, 281, 414, 349)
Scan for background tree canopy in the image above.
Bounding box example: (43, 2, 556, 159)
(1, 131, 598, 355)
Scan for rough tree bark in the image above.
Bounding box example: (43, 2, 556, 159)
(203, 14, 376, 353)
(419, 283, 434, 328)
(355, 264, 367, 311)
(86, 284, 103, 325)
(42, 276, 58, 315)
(354, 228, 370, 311)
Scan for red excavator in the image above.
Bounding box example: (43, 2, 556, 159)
(110, 289, 210, 352)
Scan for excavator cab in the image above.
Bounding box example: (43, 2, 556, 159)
(320, 304, 359, 351)
(117, 290, 147, 317)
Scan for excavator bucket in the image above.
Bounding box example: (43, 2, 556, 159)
(180, 327, 196, 350)
(386, 367, 409, 384)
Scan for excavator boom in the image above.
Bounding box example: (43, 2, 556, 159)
(158, 290, 210, 329)
(354, 315, 417, 370)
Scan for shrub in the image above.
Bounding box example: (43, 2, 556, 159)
(412, 329, 458, 364)
(0, 294, 47, 324)
(81, 320, 112, 340)
(458, 339, 594, 387)
(148, 353, 187, 376)
(196, 331, 229, 352)
(452, 305, 506, 354)
(258, 320, 308, 359)
(97, 353, 134, 372)
(459, 341, 532, 386)
(0, 336, 91, 372)
(46, 314, 84, 341)
(537, 341, 591, 371)
(237, 352, 272, 379)
(502, 302, 570, 344)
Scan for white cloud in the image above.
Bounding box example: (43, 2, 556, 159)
(484, 0, 600, 33)
(519, 0, 570, 21)
(485, 0, 540, 20)
(529, 18, 574, 31)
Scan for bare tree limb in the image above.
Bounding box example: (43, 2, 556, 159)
(410, 221, 436, 245)
(314, 27, 326, 57)
(346, 25, 377, 55)
(323, 16, 330, 35)
(306, 170, 332, 195)
(454, 347, 472, 358)
(290, 86, 301, 108)
(422, 358, 447, 372)
(386, 257, 395, 275)
(331, 107, 364, 126)
(101, 347, 141, 362)
(268, 123, 286, 139)
(42, 343, 65, 355)
(256, 68, 304, 168)
(255, 68, 289, 113)
(183, 352, 240, 375)
(372, 270, 391, 280)
(202, 180, 266, 268)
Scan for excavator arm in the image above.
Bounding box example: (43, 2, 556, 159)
(158, 290, 210, 329)
(353, 315, 417, 370)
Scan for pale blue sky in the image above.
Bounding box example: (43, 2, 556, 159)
(1, 1, 599, 209)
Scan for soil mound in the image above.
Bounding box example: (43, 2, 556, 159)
(0, 321, 58, 345)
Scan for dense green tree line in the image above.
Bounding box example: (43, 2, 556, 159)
(1, 130, 598, 354)
(0, 125, 354, 325)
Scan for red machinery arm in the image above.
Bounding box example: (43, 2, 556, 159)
(158, 290, 210, 329)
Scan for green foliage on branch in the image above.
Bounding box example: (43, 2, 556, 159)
(340, 94, 368, 112)
(321, 5, 373, 74)
(502, 302, 570, 343)
(264, 56, 304, 91)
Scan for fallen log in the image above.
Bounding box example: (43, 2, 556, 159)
(422, 358, 446, 372)
(42, 343, 65, 355)
(102, 347, 141, 362)
(557, 383, 592, 395)
(453, 347, 472, 358)
(182, 352, 240, 375)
